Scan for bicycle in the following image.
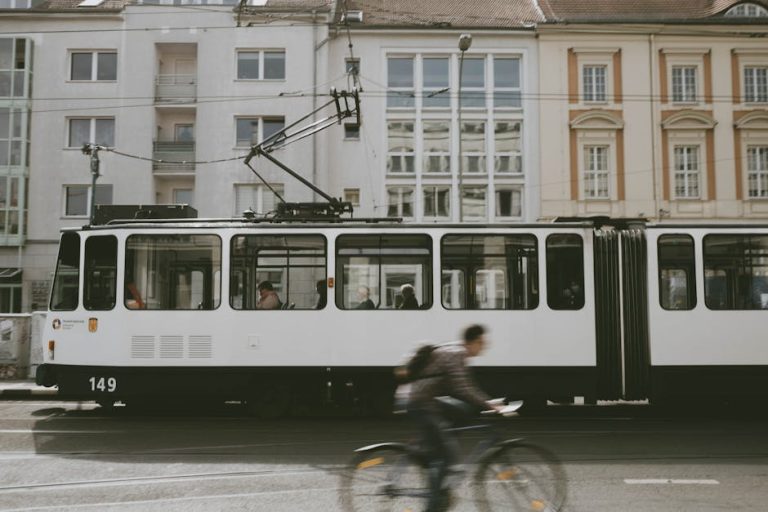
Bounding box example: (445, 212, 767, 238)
(339, 399, 567, 512)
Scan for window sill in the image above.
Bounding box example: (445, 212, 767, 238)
(234, 78, 287, 83)
(66, 80, 117, 84)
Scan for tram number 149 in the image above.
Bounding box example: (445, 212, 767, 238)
(88, 377, 117, 393)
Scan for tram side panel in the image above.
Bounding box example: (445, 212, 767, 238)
(647, 227, 768, 402)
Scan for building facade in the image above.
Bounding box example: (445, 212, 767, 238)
(0, 0, 766, 312)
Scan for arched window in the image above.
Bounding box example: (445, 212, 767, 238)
(725, 3, 768, 17)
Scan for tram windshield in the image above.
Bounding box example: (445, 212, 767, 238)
(50, 232, 80, 311)
(336, 234, 432, 310)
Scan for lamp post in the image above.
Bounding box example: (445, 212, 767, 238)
(457, 33, 472, 223)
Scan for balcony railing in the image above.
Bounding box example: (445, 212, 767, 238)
(152, 141, 195, 173)
(155, 74, 196, 103)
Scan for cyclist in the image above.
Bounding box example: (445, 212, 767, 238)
(406, 324, 504, 512)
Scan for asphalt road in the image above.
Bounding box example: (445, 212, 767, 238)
(0, 401, 766, 511)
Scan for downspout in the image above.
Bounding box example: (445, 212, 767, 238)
(648, 33, 659, 220)
(312, 10, 318, 201)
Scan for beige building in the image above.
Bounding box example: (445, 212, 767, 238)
(537, 0, 768, 221)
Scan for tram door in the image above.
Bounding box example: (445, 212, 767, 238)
(593, 227, 651, 401)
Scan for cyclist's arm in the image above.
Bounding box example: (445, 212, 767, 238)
(444, 354, 493, 410)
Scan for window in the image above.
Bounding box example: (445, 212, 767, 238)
(344, 123, 360, 139)
(423, 186, 450, 219)
(460, 57, 485, 108)
(387, 57, 414, 108)
(725, 3, 768, 17)
(173, 188, 193, 205)
(494, 121, 522, 174)
(494, 57, 521, 108)
(84, 236, 117, 310)
(460, 121, 486, 174)
(68, 118, 114, 147)
(125, 235, 221, 310)
(423, 121, 450, 173)
(744, 66, 768, 103)
(704, 234, 768, 310)
(0, 176, 21, 235)
(584, 146, 609, 199)
(235, 116, 285, 147)
(748, 146, 768, 198)
(0, 39, 28, 98)
(50, 232, 80, 311)
(236, 50, 285, 80)
(658, 234, 696, 310)
(387, 186, 414, 218)
(0, 0, 34, 8)
(495, 188, 522, 218)
(230, 235, 326, 310)
(344, 188, 360, 206)
(423, 57, 449, 108)
(174, 124, 194, 142)
(387, 121, 415, 173)
(442, 234, 538, 310)
(547, 234, 584, 310)
(64, 184, 112, 217)
(234, 183, 284, 215)
(671, 66, 697, 103)
(583, 65, 606, 102)
(70, 51, 117, 81)
(336, 234, 432, 310)
(673, 146, 700, 199)
(461, 186, 487, 221)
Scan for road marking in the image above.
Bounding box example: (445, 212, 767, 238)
(624, 479, 719, 485)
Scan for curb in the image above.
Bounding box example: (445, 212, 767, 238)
(0, 387, 58, 400)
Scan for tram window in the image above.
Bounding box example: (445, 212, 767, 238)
(546, 234, 584, 310)
(658, 234, 696, 310)
(704, 234, 768, 310)
(84, 235, 117, 310)
(230, 235, 326, 310)
(124, 235, 221, 310)
(50, 232, 80, 311)
(336, 234, 432, 310)
(441, 234, 538, 310)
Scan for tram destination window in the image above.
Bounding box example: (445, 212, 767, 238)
(84, 235, 117, 310)
(336, 234, 432, 310)
(658, 234, 696, 310)
(546, 234, 584, 310)
(50, 232, 80, 311)
(230, 235, 326, 310)
(441, 234, 538, 310)
(704, 234, 768, 310)
(124, 235, 221, 310)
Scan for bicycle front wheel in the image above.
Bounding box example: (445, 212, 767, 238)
(474, 441, 567, 512)
(339, 445, 428, 512)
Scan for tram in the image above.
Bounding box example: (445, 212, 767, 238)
(35, 208, 768, 414)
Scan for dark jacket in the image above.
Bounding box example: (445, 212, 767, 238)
(408, 343, 489, 413)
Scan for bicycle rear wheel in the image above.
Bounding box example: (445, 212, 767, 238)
(474, 441, 567, 512)
(339, 445, 428, 512)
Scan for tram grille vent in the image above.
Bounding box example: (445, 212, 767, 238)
(188, 335, 212, 358)
(131, 336, 155, 359)
(160, 336, 184, 359)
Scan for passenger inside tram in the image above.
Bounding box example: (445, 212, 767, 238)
(355, 286, 375, 309)
(256, 281, 282, 310)
(398, 283, 420, 310)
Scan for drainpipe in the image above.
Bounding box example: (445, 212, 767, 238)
(312, 10, 318, 202)
(648, 33, 660, 220)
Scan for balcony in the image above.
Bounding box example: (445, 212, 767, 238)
(155, 74, 196, 104)
(153, 141, 195, 175)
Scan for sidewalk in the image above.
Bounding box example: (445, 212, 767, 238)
(0, 380, 58, 399)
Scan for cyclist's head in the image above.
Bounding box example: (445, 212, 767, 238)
(463, 324, 487, 357)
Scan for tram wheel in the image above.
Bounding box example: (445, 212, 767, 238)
(246, 381, 292, 419)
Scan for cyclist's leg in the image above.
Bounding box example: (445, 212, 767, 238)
(410, 408, 451, 512)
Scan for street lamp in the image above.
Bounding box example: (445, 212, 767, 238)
(457, 33, 472, 223)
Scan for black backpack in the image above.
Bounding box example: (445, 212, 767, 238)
(395, 344, 437, 383)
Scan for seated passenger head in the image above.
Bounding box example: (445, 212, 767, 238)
(357, 286, 370, 298)
(463, 324, 487, 357)
(258, 281, 274, 292)
(400, 284, 415, 298)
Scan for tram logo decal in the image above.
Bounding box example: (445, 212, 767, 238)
(52, 318, 61, 330)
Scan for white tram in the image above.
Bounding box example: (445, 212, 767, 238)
(36, 212, 768, 413)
